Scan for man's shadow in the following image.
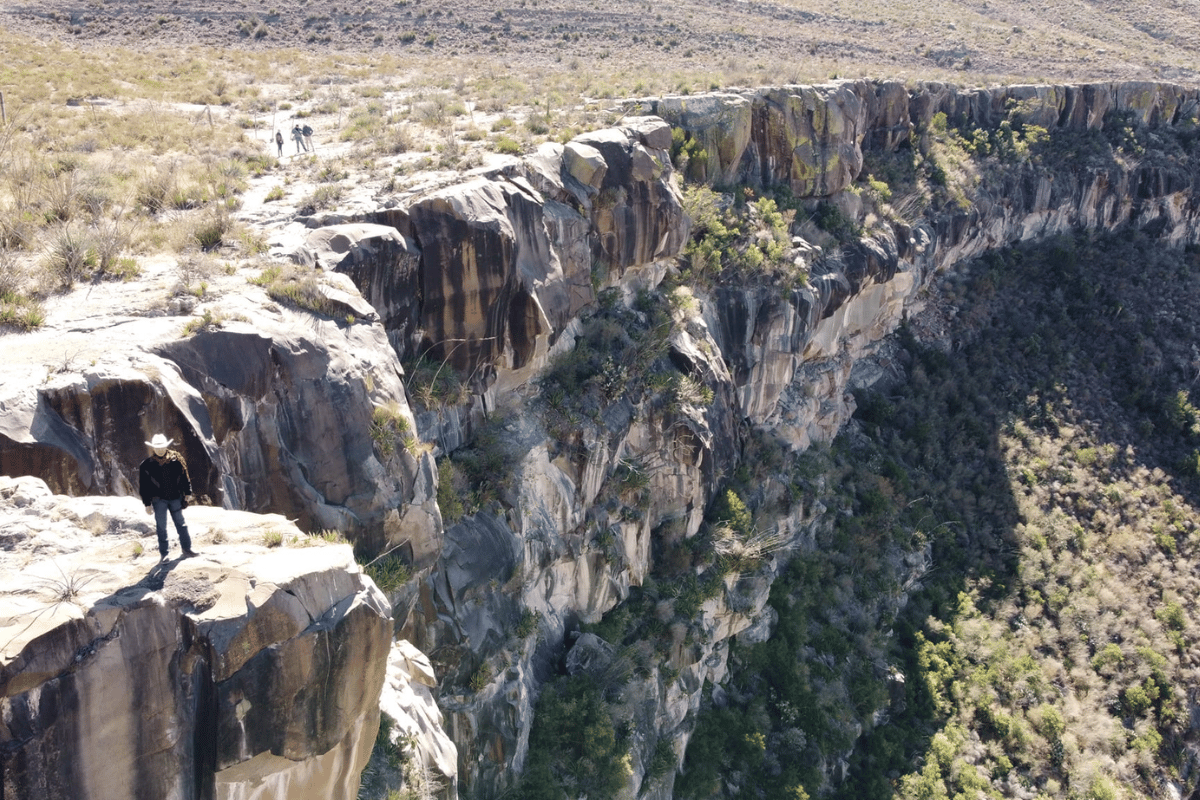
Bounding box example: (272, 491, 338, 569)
(95, 554, 189, 607)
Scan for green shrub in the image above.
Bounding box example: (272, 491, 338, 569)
(518, 675, 630, 800)
(469, 662, 492, 692)
(250, 263, 340, 317)
(43, 223, 99, 286)
(181, 308, 225, 336)
(369, 403, 416, 459)
(437, 457, 466, 524)
(712, 489, 753, 538)
(404, 356, 468, 410)
(0, 252, 44, 329)
(495, 136, 521, 155)
(300, 183, 344, 213)
(0, 290, 45, 330)
(364, 553, 413, 592)
(647, 738, 676, 778)
(448, 416, 519, 514)
(812, 200, 861, 243)
(515, 609, 540, 638)
(1156, 601, 1186, 631)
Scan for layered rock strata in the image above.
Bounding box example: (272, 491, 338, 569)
(0, 266, 440, 558)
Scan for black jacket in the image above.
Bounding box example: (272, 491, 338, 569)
(139, 451, 193, 505)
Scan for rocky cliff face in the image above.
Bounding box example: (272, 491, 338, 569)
(317, 80, 1197, 797)
(2, 79, 1198, 799)
(0, 261, 442, 559)
(0, 475, 392, 800)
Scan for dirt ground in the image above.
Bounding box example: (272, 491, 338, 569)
(4, 0, 1200, 88)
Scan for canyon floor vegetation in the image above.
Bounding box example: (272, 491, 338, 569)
(667, 231, 1200, 800)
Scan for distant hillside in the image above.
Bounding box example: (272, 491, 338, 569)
(3, 0, 1200, 88)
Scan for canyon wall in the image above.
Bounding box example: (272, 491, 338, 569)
(337, 80, 1197, 797)
(1, 79, 1198, 799)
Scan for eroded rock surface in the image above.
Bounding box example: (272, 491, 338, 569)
(0, 257, 440, 558)
(327, 118, 688, 390)
(316, 82, 1200, 795)
(3, 80, 1200, 800)
(0, 475, 392, 800)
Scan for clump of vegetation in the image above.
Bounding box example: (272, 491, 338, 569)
(181, 308, 227, 336)
(679, 185, 803, 288)
(436, 457, 466, 524)
(515, 608, 540, 639)
(517, 674, 632, 800)
(539, 289, 712, 436)
(677, 230, 1200, 800)
(364, 552, 414, 592)
(469, 662, 492, 692)
(298, 182, 345, 214)
(0, 251, 44, 330)
(248, 263, 340, 317)
(403, 355, 469, 411)
(670, 127, 711, 182)
(438, 415, 520, 517)
(370, 403, 417, 459)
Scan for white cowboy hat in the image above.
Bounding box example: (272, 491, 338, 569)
(145, 434, 174, 449)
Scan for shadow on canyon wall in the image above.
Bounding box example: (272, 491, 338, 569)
(677, 230, 1200, 799)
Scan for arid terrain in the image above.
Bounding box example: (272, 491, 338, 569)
(4, 0, 1200, 88)
(5, 4, 1200, 800)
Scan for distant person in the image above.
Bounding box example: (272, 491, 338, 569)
(139, 433, 197, 561)
(275, 130, 284, 157)
(292, 124, 307, 154)
(302, 123, 314, 151)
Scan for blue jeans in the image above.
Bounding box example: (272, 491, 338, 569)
(152, 497, 191, 556)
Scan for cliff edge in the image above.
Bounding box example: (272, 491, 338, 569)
(0, 474, 392, 800)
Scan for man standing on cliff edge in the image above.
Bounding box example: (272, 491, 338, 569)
(139, 433, 198, 562)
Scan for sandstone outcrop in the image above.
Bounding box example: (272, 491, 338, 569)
(326, 118, 689, 392)
(376, 639, 459, 799)
(0, 475, 392, 800)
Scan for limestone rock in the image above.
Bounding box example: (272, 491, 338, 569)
(562, 142, 607, 191)
(298, 222, 423, 359)
(0, 476, 392, 800)
(410, 82, 1200, 795)
(6, 79, 1200, 800)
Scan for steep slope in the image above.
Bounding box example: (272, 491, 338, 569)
(2, 77, 1199, 800)
(293, 80, 1197, 797)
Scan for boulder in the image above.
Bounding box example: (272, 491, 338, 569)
(298, 223, 423, 359)
(377, 639, 459, 799)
